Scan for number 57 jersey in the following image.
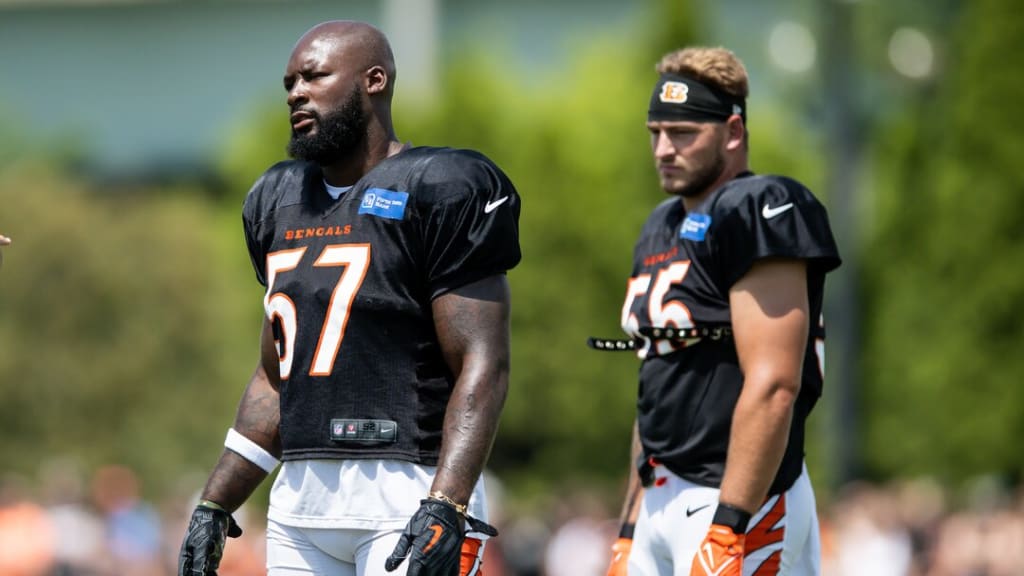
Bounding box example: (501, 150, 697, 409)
(241, 146, 521, 465)
(623, 172, 840, 495)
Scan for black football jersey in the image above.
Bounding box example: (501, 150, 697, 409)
(242, 146, 521, 464)
(622, 172, 840, 494)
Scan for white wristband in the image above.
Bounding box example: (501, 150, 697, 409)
(224, 428, 280, 474)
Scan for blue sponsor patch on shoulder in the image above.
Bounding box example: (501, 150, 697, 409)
(358, 188, 409, 220)
(680, 213, 711, 241)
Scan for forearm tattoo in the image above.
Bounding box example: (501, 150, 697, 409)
(201, 362, 282, 512)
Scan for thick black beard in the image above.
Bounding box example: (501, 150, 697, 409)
(287, 85, 367, 165)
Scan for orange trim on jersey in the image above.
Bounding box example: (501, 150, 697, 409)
(308, 243, 372, 376)
(642, 245, 679, 267)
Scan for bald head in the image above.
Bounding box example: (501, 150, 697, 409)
(284, 20, 400, 171)
(292, 20, 396, 94)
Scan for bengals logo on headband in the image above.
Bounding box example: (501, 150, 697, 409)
(659, 81, 689, 104)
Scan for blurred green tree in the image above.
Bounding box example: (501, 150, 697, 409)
(0, 162, 262, 497)
(862, 0, 1024, 485)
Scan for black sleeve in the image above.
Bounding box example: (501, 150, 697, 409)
(420, 157, 521, 299)
(241, 177, 271, 287)
(714, 176, 841, 288)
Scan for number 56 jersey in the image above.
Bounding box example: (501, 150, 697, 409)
(241, 146, 521, 465)
(623, 172, 840, 495)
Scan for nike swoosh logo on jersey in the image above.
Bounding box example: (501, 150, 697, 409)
(686, 504, 710, 517)
(762, 202, 794, 219)
(484, 196, 509, 213)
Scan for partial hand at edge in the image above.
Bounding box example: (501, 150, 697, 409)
(177, 503, 243, 576)
(606, 536, 632, 576)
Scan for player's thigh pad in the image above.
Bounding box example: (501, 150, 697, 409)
(630, 468, 719, 575)
(266, 522, 435, 576)
(743, 467, 820, 576)
(356, 529, 406, 576)
(266, 518, 357, 576)
(628, 465, 821, 576)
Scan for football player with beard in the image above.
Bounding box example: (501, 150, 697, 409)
(600, 47, 840, 576)
(177, 21, 520, 576)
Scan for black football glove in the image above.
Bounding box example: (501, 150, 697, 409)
(385, 499, 498, 576)
(177, 502, 243, 576)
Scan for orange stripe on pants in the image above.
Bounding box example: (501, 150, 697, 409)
(746, 495, 786, 575)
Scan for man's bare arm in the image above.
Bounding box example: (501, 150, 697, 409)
(200, 316, 283, 512)
(429, 274, 511, 505)
(719, 258, 809, 514)
(616, 421, 645, 527)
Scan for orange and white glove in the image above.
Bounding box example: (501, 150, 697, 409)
(690, 524, 744, 576)
(690, 502, 751, 576)
(606, 534, 632, 576)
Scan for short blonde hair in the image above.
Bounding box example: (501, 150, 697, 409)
(656, 47, 749, 101)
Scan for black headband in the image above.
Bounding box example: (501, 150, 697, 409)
(648, 73, 746, 124)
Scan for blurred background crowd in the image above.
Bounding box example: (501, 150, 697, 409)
(2, 463, 1023, 575)
(1, 0, 1022, 574)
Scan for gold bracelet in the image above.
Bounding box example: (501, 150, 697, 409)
(427, 490, 468, 517)
(198, 499, 227, 512)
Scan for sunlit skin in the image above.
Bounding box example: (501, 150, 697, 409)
(647, 114, 747, 212)
(286, 43, 358, 138)
(284, 34, 365, 136)
(282, 21, 403, 186)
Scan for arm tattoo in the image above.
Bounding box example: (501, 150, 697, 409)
(200, 320, 282, 512)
